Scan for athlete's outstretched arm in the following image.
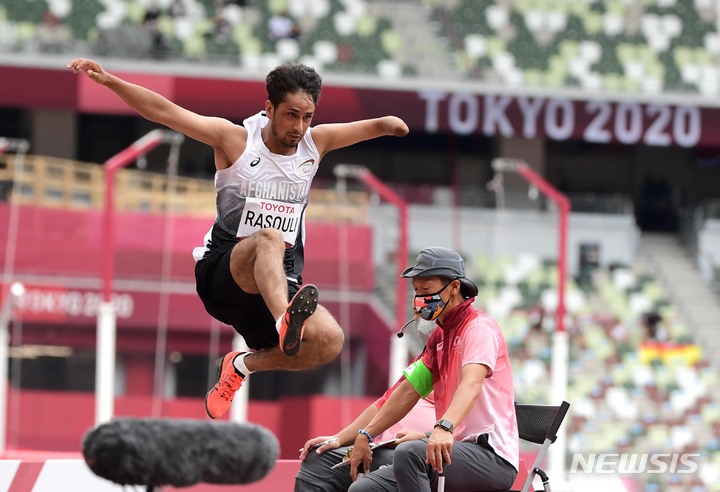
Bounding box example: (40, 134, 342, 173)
(67, 58, 245, 168)
(312, 116, 409, 157)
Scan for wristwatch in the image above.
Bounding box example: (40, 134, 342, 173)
(434, 418, 454, 434)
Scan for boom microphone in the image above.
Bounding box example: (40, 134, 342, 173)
(396, 317, 417, 338)
(82, 418, 279, 488)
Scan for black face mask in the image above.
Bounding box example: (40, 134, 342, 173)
(413, 281, 452, 321)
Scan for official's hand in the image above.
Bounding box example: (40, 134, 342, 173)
(298, 436, 339, 460)
(349, 435, 372, 482)
(395, 430, 427, 444)
(426, 428, 454, 474)
(67, 58, 110, 85)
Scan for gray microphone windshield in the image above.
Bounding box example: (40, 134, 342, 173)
(82, 418, 279, 487)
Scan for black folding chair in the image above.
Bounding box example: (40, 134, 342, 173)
(512, 400, 571, 492)
(437, 400, 570, 492)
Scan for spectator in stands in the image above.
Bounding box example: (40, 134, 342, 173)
(268, 10, 301, 42)
(295, 320, 437, 492)
(168, 0, 187, 18)
(37, 9, 73, 53)
(143, 2, 162, 24)
(208, 9, 233, 45)
(523, 315, 550, 360)
(642, 311, 666, 341)
(346, 247, 519, 491)
(222, 0, 248, 6)
(142, 2, 168, 58)
(67, 57, 409, 420)
(609, 316, 630, 347)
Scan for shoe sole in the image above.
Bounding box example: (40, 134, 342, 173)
(204, 353, 232, 419)
(280, 284, 319, 356)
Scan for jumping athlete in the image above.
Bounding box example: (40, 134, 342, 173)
(68, 58, 409, 419)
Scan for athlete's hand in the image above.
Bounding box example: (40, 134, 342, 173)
(67, 58, 110, 85)
(298, 435, 339, 460)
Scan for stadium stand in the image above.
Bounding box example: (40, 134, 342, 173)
(3, 0, 719, 94)
(469, 252, 720, 491)
(0, 0, 411, 76)
(428, 0, 720, 95)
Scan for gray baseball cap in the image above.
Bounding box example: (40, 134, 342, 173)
(401, 247, 479, 299)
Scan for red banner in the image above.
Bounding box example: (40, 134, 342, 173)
(2, 64, 720, 147)
(416, 92, 710, 148)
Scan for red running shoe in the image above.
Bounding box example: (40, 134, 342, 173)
(204, 351, 246, 419)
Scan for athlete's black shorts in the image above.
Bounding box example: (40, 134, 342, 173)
(195, 240, 299, 351)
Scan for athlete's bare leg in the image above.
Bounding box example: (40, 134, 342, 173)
(246, 305, 344, 371)
(229, 227, 289, 319)
(228, 227, 344, 370)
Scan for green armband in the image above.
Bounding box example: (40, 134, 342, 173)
(402, 359, 433, 398)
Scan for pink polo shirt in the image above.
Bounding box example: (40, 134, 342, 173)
(421, 300, 519, 470)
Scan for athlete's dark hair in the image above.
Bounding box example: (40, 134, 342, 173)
(265, 63, 322, 108)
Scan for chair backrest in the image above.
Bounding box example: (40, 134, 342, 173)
(514, 401, 570, 445)
(513, 401, 570, 492)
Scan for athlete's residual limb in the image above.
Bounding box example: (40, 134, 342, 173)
(396, 317, 418, 338)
